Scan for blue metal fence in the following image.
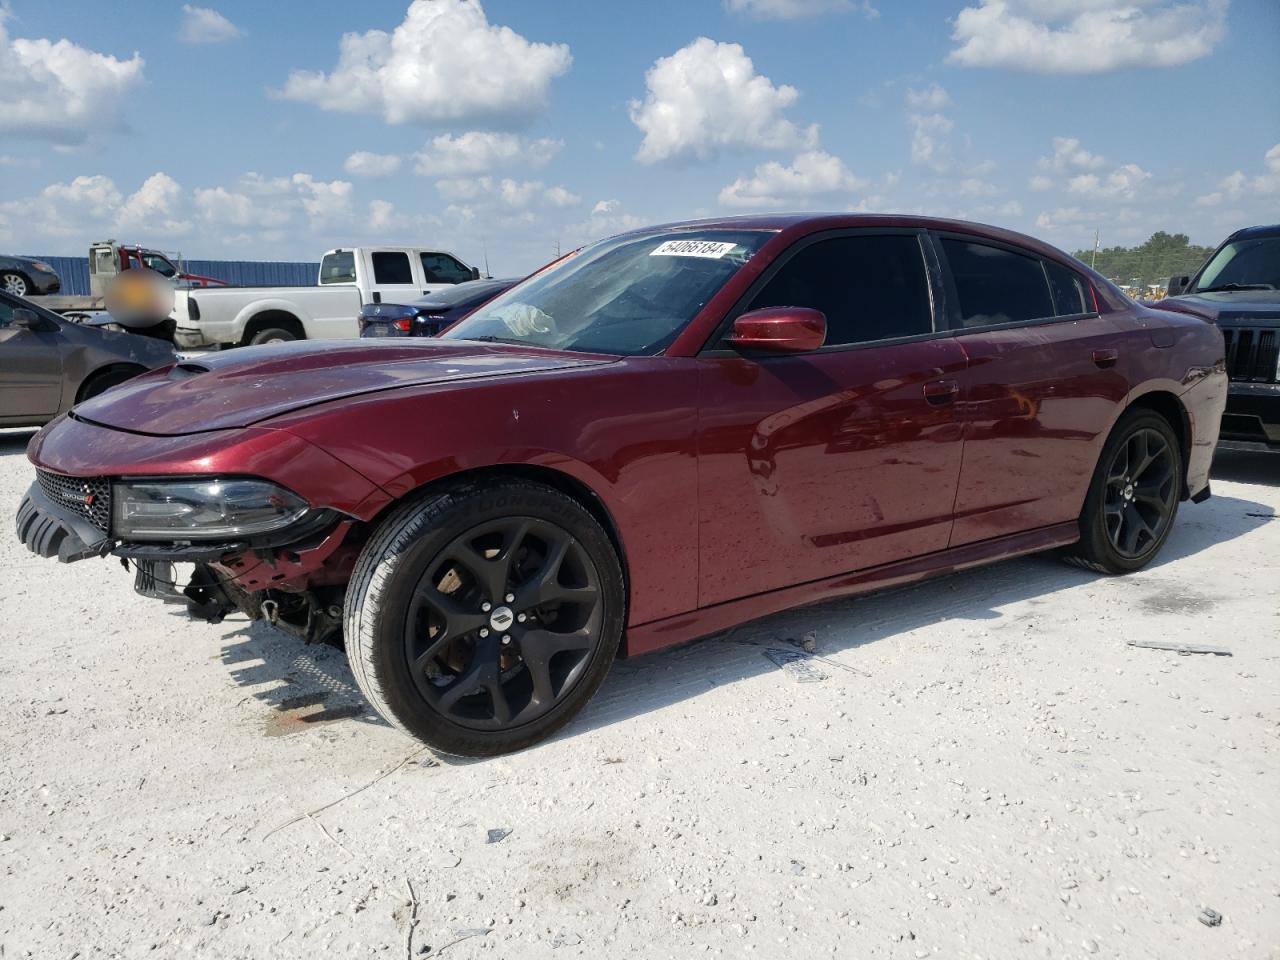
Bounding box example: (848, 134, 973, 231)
(25, 256, 320, 296)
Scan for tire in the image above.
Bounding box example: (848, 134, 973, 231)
(2, 272, 29, 296)
(344, 479, 625, 757)
(247, 327, 298, 346)
(1063, 409, 1183, 574)
(77, 366, 145, 403)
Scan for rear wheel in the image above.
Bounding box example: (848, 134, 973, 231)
(1064, 409, 1182, 574)
(344, 480, 624, 756)
(247, 327, 298, 346)
(2, 272, 28, 296)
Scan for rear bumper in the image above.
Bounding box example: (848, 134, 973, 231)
(174, 324, 218, 349)
(1220, 382, 1280, 449)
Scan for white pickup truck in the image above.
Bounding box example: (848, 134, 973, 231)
(172, 246, 480, 349)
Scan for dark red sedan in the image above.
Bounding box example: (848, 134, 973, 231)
(16, 215, 1226, 756)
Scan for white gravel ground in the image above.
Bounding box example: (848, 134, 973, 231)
(1, 428, 1277, 960)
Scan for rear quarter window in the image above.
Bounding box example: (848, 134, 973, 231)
(320, 252, 356, 285)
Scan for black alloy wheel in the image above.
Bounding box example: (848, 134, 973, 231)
(344, 480, 624, 757)
(1064, 408, 1183, 574)
(403, 517, 603, 729)
(1102, 427, 1178, 559)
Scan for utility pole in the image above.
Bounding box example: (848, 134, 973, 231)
(1091, 229, 1100, 269)
(554, 239, 561, 259)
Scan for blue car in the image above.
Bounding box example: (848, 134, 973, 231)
(358, 278, 519, 338)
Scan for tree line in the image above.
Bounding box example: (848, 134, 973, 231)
(1071, 231, 1216, 291)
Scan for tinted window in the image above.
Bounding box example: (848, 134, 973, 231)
(320, 252, 356, 285)
(943, 239, 1055, 327)
(420, 252, 473, 284)
(1045, 260, 1088, 316)
(747, 235, 932, 346)
(1193, 235, 1280, 291)
(142, 254, 177, 278)
(372, 252, 413, 285)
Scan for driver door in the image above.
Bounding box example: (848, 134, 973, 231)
(0, 297, 64, 423)
(695, 231, 968, 606)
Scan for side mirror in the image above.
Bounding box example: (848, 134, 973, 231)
(725, 307, 826, 354)
(471, 266, 481, 281)
(12, 307, 58, 332)
(1167, 274, 1190, 296)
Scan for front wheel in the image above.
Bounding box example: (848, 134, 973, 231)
(344, 480, 625, 756)
(2, 272, 28, 296)
(1064, 409, 1183, 574)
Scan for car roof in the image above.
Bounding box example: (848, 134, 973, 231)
(610, 212, 1088, 270)
(1226, 223, 1280, 241)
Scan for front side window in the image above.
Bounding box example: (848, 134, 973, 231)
(1192, 236, 1280, 292)
(142, 254, 177, 278)
(443, 230, 770, 356)
(943, 239, 1054, 327)
(320, 252, 356, 285)
(421, 253, 473, 284)
(372, 252, 413, 285)
(746, 235, 933, 346)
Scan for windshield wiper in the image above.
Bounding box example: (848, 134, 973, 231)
(1196, 283, 1275, 292)
(464, 335, 531, 346)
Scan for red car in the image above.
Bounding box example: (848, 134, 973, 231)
(16, 215, 1226, 757)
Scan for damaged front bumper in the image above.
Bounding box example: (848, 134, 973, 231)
(15, 478, 361, 643)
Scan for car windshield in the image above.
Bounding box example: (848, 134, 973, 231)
(441, 230, 770, 355)
(1192, 235, 1280, 291)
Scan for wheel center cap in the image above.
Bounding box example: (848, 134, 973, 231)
(489, 606, 514, 632)
(1123, 483, 1135, 501)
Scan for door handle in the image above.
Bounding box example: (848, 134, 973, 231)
(923, 380, 959, 405)
(1092, 348, 1119, 368)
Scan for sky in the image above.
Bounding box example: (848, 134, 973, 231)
(1, 0, 1278, 275)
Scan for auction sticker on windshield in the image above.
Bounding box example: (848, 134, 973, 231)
(650, 239, 740, 259)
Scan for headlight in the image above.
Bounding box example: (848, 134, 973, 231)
(112, 479, 309, 540)
(30, 260, 55, 273)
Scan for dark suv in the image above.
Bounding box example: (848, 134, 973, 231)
(1155, 224, 1280, 451)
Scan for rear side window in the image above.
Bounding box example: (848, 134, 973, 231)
(1045, 260, 1089, 316)
(320, 252, 356, 285)
(748, 235, 933, 346)
(942, 239, 1054, 327)
(372, 252, 413, 285)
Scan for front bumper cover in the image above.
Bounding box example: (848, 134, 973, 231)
(15, 481, 112, 563)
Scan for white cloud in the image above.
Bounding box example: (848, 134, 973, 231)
(1040, 136, 1105, 174)
(948, 0, 1229, 74)
(343, 151, 403, 177)
(436, 177, 580, 210)
(193, 172, 353, 229)
(1195, 142, 1280, 206)
(629, 37, 816, 164)
(719, 150, 866, 208)
(1067, 162, 1151, 200)
(179, 5, 242, 44)
(905, 83, 951, 112)
(0, 17, 144, 143)
(414, 131, 562, 176)
(276, 0, 571, 127)
(723, 0, 878, 18)
(907, 111, 953, 172)
(0, 172, 190, 240)
(1029, 174, 1054, 191)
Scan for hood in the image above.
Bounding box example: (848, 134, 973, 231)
(73, 339, 615, 436)
(1155, 290, 1280, 322)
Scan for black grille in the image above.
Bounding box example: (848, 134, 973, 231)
(36, 471, 111, 533)
(1222, 327, 1279, 384)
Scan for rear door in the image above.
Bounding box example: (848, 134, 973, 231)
(364, 249, 422, 305)
(934, 234, 1129, 546)
(696, 230, 968, 606)
(0, 296, 63, 423)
